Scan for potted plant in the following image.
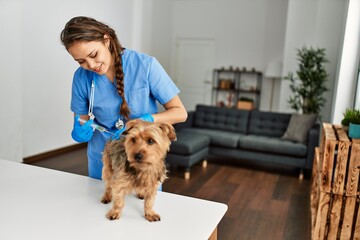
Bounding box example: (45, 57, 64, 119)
(284, 46, 329, 115)
(341, 108, 360, 138)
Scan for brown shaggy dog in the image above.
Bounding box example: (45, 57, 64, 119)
(101, 119, 176, 221)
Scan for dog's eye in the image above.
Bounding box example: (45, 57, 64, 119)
(132, 138, 136, 143)
(147, 138, 155, 145)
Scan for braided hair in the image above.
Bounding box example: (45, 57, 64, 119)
(60, 16, 130, 119)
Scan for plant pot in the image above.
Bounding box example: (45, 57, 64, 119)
(349, 123, 360, 139)
(237, 100, 253, 110)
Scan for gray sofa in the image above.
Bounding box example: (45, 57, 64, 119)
(167, 105, 320, 179)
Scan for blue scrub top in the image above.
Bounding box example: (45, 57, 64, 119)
(70, 49, 180, 179)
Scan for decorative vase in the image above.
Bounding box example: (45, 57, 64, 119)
(349, 123, 360, 139)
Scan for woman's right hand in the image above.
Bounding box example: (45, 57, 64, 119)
(71, 115, 94, 142)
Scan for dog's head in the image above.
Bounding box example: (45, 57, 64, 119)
(123, 119, 176, 167)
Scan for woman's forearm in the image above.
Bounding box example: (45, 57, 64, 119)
(152, 95, 187, 124)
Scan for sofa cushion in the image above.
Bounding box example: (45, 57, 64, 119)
(193, 105, 249, 134)
(239, 135, 307, 157)
(248, 111, 291, 137)
(181, 128, 245, 149)
(282, 113, 317, 143)
(210, 146, 306, 168)
(169, 131, 210, 155)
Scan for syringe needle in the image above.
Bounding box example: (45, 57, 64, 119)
(101, 129, 115, 135)
(77, 118, 114, 135)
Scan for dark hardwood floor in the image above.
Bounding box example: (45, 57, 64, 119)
(27, 146, 311, 240)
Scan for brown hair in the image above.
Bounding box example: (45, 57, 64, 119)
(60, 16, 130, 119)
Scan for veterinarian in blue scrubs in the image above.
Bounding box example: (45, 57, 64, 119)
(60, 16, 187, 180)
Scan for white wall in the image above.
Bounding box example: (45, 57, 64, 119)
(150, 0, 173, 70)
(0, 1, 23, 161)
(161, 0, 348, 120)
(22, 0, 136, 159)
(0, 0, 137, 161)
(279, 0, 347, 121)
(331, 0, 360, 124)
(168, 0, 288, 111)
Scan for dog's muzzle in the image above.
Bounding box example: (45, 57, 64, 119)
(134, 153, 143, 162)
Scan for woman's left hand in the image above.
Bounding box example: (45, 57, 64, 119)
(111, 114, 154, 141)
(138, 113, 154, 122)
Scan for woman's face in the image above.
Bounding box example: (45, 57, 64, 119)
(68, 38, 113, 77)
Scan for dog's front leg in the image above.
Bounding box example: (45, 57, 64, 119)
(101, 183, 112, 204)
(144, 190, 160, 222)
(106, 188, 126, 220)
(101, 151, 113, 204)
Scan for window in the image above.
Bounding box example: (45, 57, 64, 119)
(355, 62, 360, 109)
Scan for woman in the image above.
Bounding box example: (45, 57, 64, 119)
(60, 16, 187, 179)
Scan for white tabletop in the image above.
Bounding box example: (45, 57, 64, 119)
(0, 159, 227, 240)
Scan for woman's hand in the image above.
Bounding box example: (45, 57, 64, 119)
(71, 115, 94, 142)
(138, 113, 154, 122)
(111, 114, 154, 141)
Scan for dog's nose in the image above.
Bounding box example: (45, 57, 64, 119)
(134, 153, 143, 162)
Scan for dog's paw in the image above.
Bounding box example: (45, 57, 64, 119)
(101, 194, 112, 204)
(106, 210, 121, 220)
(145, 213, 161, 222)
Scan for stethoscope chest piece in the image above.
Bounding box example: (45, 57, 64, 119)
(115, 118, 124, 129)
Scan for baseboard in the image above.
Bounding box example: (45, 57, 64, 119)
(23, 143, 87, 164)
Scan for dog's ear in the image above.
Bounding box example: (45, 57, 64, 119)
(159, 123, 177, 141)
(123, 119, 141, 134)
(122, 121, 134, 135)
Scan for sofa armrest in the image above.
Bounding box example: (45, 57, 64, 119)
(173, 111, 195, 131)
(305, 123, 321, 169)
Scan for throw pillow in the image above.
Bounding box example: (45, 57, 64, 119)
(282, 113, 317, 143)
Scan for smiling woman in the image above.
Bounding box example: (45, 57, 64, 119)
(69, 40, 113, 78)
(60, 16, 187, 180)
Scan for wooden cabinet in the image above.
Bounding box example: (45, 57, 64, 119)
(311, 123, 360, 240)
(211, 68, 262, 109)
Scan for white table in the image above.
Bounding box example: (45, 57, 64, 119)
(0, 159, 227, 240)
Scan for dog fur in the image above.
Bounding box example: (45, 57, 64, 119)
(101, 119, 176, 221)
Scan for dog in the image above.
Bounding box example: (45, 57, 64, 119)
(101, 119, 176, 221)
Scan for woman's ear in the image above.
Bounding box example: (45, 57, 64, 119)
(103, 34, 110, 48)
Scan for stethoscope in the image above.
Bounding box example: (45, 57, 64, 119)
(88, 79, 124, 130)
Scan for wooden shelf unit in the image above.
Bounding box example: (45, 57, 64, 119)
(211, 69, 262, 109)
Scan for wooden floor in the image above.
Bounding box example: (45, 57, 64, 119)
(27, 146, 311, 240)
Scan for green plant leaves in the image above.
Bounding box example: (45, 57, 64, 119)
(342, 108, 360, 126)
(284, 46, 329, 115)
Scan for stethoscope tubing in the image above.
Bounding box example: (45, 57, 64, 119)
(88, 78, 124, 130)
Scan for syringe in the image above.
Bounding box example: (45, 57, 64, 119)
(78, 118, 114, 135)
